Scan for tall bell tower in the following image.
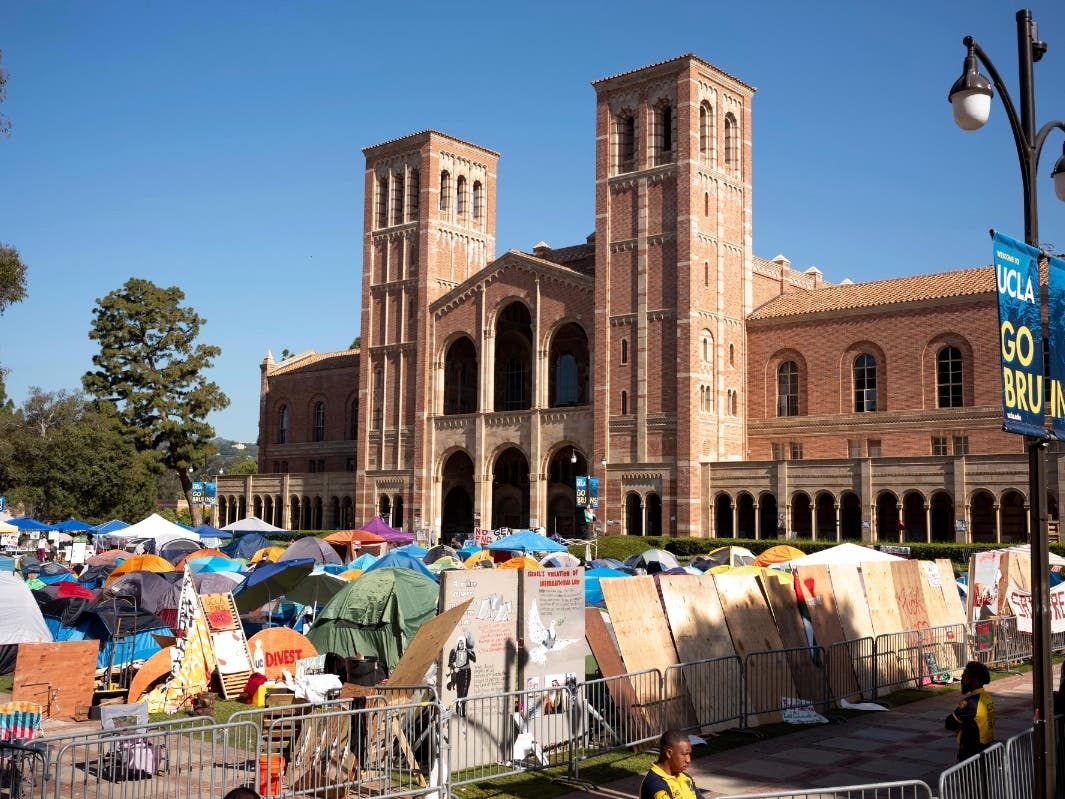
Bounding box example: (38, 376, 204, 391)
(592, 54, 755, 536)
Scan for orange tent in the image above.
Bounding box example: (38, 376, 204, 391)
(498, 555, 541, 570)
(105, 554, 174, 585)
(249, 546, 285, 565)
(463, 549, 495, 568)
(174, 548, 229, 569)
(752, 545, 805, 567)
(338, 569, 363, 580)
(323, 529, 388, 560)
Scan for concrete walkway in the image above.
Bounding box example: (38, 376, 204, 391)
(560, 666, 1047, 797)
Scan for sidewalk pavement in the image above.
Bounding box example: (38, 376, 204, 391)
(560, 666, 1048, 798)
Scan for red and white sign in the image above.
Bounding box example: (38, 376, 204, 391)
(474, 527, 494, 546)
(1007, 580, 1065, 634)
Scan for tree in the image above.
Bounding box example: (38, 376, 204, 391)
(0, 389, 155, 520)
(83, 278, 230, 525)
(0, 243, 27, 316)
(350, 336, 361, 350)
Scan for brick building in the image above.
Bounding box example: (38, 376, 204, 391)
(217, 53, 1063, 546)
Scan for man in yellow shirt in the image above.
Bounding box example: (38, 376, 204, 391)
(945, 660, 995, 761)
(640, 729, 704, 799)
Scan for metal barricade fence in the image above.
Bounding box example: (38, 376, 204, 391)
(47, 718, 261, 799)
(967, 616, 1029, 670)
(663, 655, 743, 734)
(743, 648, 828, 725)
(715, 780, 935, 799)
(0, 740, 50, 799)
(916, 623, 968, 685)
(872, 630, 924, 698)
(937, 742, 1009, 799)
(446, 686, 571, 789)
(1003, 727, 1033, 799)
(825, 637, 876, 704)
(228, 696, 356, 731)
(261, 701, 442, 799)
(573, 669, 662, 765)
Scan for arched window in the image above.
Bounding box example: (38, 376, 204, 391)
(391, 173, 404, 225)
(729, 343, 735, 366)
(854, 354, 877, 412)
(278, 405, 289, 444)
(731, 389, 738, 416)
(456, 176, 467, 216)
(699, 102, 713, 156)
(376, 177, 388, 228)
(777, 361, 799, 416)
(621, 390, 628, 415)
(373, 368, 384, 429)
(937, 346, 963, 408)
(313, 402, 325, 442)
(439, 171, 450, 211)
(472, 181, 483, 220)
(655, 103, 673, 164)
(616, 112, 635, 173)
(407, 168, 420, 219)
(702, 330, 713, 364)
(724, 113, 738, 171)
(554, 353, 578, 405)
(350, 399, 358, 440)
(620, 338, 628, 365)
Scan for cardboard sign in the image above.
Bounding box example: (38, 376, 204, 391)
(245, 628, 318, 681)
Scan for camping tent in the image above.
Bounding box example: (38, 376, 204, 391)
(308, 567, 440, 669)
(485, 529, 567, 553)
(221, 532, 274, 560)
(221, 515, 288, 534)
(773, 542, 904, 569)
(359, 517, 415, 544)
(362, 550, 437, 581)
(279, 536, 344, 565)
(108, 513, 201, 551)
(324, 529, 388, 560)
(0, 571, 52, 673)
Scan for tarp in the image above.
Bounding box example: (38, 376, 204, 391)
(221, 532, 274, 560)
(485, 529, 567, 553)
(359, 517, 415, 544)
(308, 566, 440, 669)
(773, 542, 904, 569)
(221, 515, 288, 533)
(280, 536, 344, 565)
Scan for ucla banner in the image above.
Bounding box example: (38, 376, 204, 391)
(994, 231, 1047, 438)
(1047, 249, 1065, 438)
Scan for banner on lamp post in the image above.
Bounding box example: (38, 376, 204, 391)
(994, 231, 1047, 438)
(1046, 248, 1065, 438)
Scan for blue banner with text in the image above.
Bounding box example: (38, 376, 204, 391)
(1046, 249, 1065, 439)
(994, 231, 1047, 438)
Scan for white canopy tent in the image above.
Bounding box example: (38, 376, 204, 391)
(771, 542, 905, 570)
(99, 512, 199, 550)
(221, 515, 288, 534)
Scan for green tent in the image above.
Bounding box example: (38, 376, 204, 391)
(307, 566, 440, 669)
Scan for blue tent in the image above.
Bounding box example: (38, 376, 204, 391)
(585, 567, 628, 607)
(392, 543, 428, 558)
(363, 551, 437, 582)
(347, 553, 378, 570)
(53, 519, 93, 532)
(93, 519, 130, 534)
(456, 543, 481, 560)
(485, 529, 567, 553)
(222, 532, 273, 559)
(9, 517, 53, 532)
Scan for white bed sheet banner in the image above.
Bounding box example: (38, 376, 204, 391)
(1006, 580, 1065, 633)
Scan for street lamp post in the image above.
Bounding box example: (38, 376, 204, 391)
(949, 10, 1065, 797)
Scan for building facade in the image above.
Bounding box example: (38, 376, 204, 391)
(218, 53, 1063, 546)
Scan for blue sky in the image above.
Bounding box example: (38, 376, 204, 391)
(2, 1, 1065, 441)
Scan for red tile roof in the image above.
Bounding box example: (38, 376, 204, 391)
(271, 349, 359, 375)
(748, 265, 996, 320)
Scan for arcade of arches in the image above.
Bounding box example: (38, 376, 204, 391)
(710, 487, 1060, 543)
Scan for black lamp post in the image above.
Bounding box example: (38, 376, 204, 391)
(950, 10, 1065, 797)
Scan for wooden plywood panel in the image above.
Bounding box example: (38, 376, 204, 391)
(760, 572, 824, 703)
(890, 561, 933, 632)
(917, 561, 967, 677)
(389, 599, 472, 694)
(659, 574, 736, 731)
(714, 572, 793, 725)
(601, 576, 683, 729)
(794, 565, 861, 702)
(936, 559, 967, 624)
(827, 563, 876, 642)
(917, 561, 954, 629)
(585, 607, 649, 741)
(13, 641, 98, 718)
(860, 562, 905, 636)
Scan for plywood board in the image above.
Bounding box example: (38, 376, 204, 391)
(13, 641, 98, 718)
(916, 561, 967, 677)
(659, 574, 736, 731)
(890, 561, 932, 632)
(714, 572, 793, 725)
(127, 647, 174, 704)
(827, 563, 876, 642)
(794, 565, 861, 702)
(936, 559, 967, 624)
(389, 598, 473, 692)
(860, 562, 905, 636)
(585, 607, 651, 747)
(917, 561, 954, 629)
(246, 628, 318, 682)
(601, 575, 678, 730)
(760, 572, 824, 704)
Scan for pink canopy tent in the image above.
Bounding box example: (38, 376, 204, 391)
(360, 517, 415, 544)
